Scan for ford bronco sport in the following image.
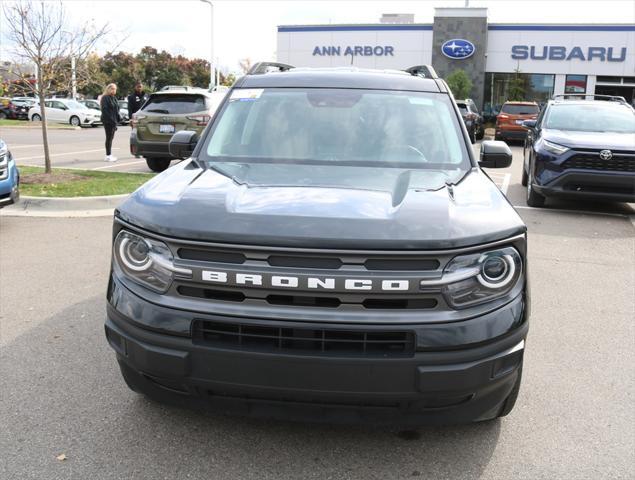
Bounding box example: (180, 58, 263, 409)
(106, 63, 529, 425)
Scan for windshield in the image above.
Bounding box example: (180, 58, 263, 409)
(66, 100, 87, 110)
(203, 88, 470, 181)
(501, 104, 539, 115)
(142, 94, 207, 114)
(544, 103, 635, 133)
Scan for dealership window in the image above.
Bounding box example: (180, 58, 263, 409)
(483, 73, 555, 118)
(565, 75, 587, 94)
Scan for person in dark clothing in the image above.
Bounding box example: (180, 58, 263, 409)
(100, 83, 121, 162)
(127, 82, 147, 118)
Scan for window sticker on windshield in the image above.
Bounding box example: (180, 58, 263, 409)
(230, 89, 264, 102)
(408, 97, 434, 105)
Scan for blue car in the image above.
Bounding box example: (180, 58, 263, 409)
(0, 139, 20, 208)
(522, 95, 635, 207)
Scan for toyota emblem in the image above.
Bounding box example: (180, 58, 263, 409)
(599, 150, 613, 160)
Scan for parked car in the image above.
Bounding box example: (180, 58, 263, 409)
(0, 138, 20, 208)
(0, 99, 29, 120)
(456, 98, 484, 143)
(521, 94, 635, 207)
(130, 88, 224, 172)
(118, 100, 130, 125)
(107, 62, 528, 426)
(79, 99, 101, 111)
(495, 101, 540, 142)
(28, 98, 101, 127)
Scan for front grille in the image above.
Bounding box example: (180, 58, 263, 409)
(192, 320, 416, 357)
(563, 154, 635, 172)
(170, 243, 448, 311)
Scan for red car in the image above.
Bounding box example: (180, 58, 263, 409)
(495, 101, 540, 142)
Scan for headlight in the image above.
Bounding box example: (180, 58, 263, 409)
(113, 230, 191, 293)
(541, 139, 569, 156)
(0, 139, 7, 158)
(430, 247, 523, 309)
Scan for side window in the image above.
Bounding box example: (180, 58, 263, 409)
(45, 101, 53, 108)
(51, 101, 63, 109)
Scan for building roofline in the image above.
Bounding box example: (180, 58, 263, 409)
(278, 23, 635, 33)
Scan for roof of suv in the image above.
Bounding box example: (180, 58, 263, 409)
(236, 67, 443, 93)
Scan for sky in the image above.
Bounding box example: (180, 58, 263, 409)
(2, 0, 635, 73)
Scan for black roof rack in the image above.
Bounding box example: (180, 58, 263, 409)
(247, 62, 294, 75)
(552, 93, 627, 104)
(404, 65, 438, 79)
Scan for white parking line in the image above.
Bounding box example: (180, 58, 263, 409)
(92, 159, 145, 170)
(7, 144, 43, 149)
(18, 148, 119, 161)
(500, 173, 511, 195)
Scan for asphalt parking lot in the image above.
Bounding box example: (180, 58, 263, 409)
(1, 125, 149, 172)
(1, 135, 634, 479)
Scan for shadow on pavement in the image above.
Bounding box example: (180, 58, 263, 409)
(1, 295, 502, 480)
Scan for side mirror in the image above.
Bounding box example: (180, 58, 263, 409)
(522, 119, 537, 129)
(169, 130, 199, 159)
(479, 140, 512, 168)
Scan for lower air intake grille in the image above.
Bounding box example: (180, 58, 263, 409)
(192, 320, 415, 357)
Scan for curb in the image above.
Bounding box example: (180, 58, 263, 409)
(0, 193, 128, 217)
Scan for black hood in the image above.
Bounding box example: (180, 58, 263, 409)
(116, 160, 525, 249)
(543, 129, 635, 151)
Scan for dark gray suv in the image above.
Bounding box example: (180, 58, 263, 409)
(105, 63, 528, 425)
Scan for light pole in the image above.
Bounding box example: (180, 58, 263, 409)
(62, 30, 77, 99)
(200, 0, 215, 89)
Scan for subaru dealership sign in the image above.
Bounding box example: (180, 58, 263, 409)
(441, 39, 475, 59)
(511, 45, 627, 62)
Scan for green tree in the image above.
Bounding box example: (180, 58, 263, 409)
(508, 68, 528, 101)
(446, 69, 473, 100)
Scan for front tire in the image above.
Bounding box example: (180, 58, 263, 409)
(31, 113, 41, 122)
(526, 168, 546, 207)
(469, 127, 476, 144)
(0, 112, 7, 120)
(475, 124, 485, 140)
(70, 115, 81, 127)
(145, 157, 171, 172)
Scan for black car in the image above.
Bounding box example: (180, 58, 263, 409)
(456, 99, 484, 143)
(522, 94, 635, 207)
(105, 63, 528, 426)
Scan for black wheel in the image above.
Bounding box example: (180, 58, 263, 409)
(469, 128, 476, 144)
(476, 124, 485, 140)
(69, 115, 81, 127)
(494, 134, 502, 141)
(0, 112, 6, 120)
(521, 164, 528, 187)
(498, 365, 523, 417)
(145, 157, 171, 172)
(31, 113, 41, 122)
(526, 168, 546, 207)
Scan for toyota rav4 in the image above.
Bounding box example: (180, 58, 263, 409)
(105, 63, 529, 425)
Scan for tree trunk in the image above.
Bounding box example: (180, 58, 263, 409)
(37, 69, 52, 174)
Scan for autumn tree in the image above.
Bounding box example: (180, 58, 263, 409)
(2, 0, 108, 173)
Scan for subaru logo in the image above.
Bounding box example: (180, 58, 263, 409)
(442, 39, 475, 59)
(599, 150, 613, 160)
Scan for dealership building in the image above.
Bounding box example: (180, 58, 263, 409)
(276, 8, 635, 112)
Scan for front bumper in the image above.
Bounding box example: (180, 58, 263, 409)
(534, 153, 635, 203)
(105, 277, 528, 425)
